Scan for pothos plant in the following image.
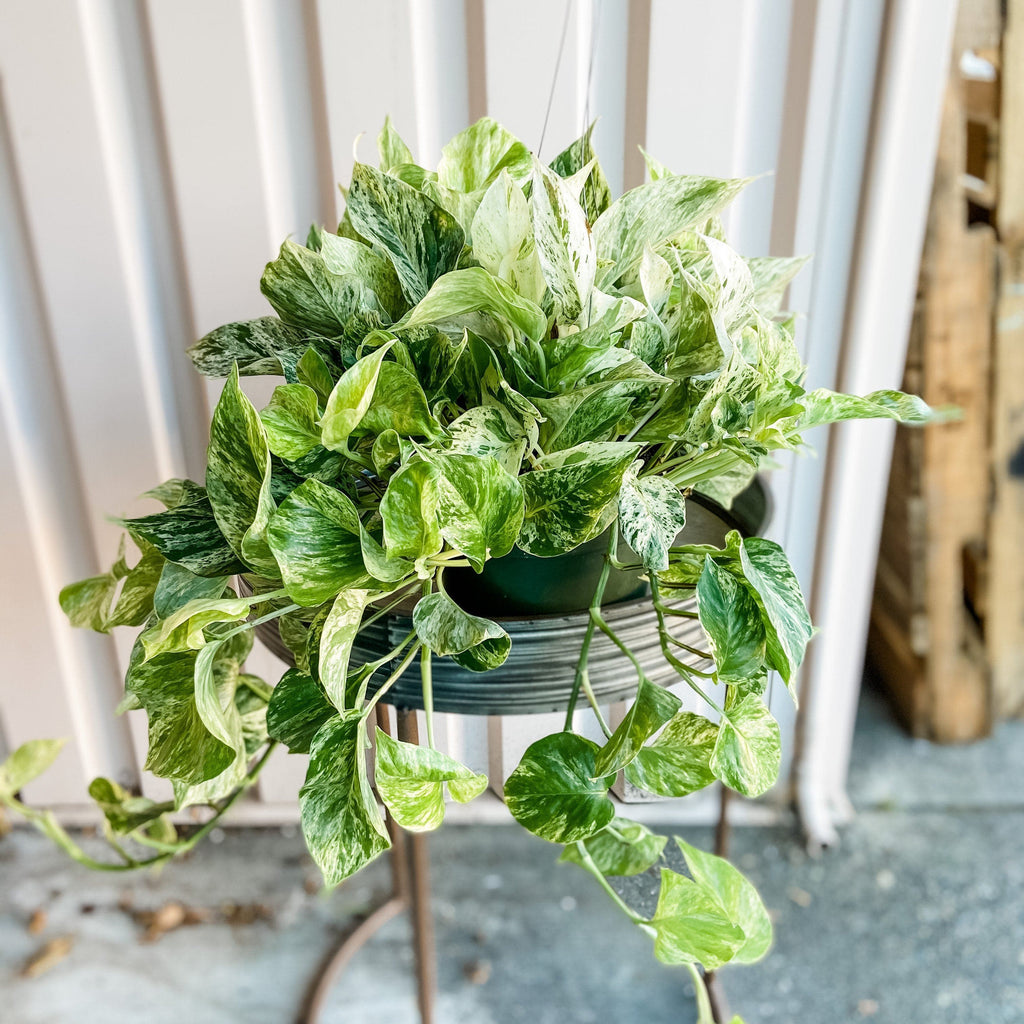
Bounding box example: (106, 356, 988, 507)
(0, 118, 939, 1022)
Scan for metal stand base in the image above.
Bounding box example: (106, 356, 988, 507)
(300, 708, 436, 1024)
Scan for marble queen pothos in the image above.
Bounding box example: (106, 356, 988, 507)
(1, 118, 941, 1022)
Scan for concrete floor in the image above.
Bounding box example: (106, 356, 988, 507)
(2, 682, 1022, 1024)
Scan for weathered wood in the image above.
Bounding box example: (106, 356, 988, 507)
(870, 1, 996, 741)
(988, 0, 1024, 718)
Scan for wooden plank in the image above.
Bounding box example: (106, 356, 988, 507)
(870, 3, 996, 741)
(988, 0, 1024, 718)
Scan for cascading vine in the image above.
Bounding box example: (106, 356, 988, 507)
(0, 116, 943, 1024)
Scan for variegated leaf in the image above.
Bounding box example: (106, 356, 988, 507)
(625, 712, 719, 798)
(617, 464, 688, 571)
(559, 817, 667, 877)
(266, 480, 370, 606)
(711, 694, 781, 797)
(436, 117, 531, 193)
(374, 728, 487, 831)
(398, 267, 547, 342)
(412, 591, 511, 672)
(345, 163, 464, 303)
(531, 161, 596, 324)
(320, 340, 395, 451)
(593, 676, 681, 777)
(206, 366, 278, 577)
(593, 174, 749, 287)
(300, 714, 390, 887)
(518, 442, 640, 557)
(504, 733, 615, 844)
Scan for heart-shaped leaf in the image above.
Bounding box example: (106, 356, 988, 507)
(504, 733, 615, 844)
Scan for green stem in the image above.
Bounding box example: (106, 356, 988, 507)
(220, 602, 300, 641)
(574, 843, 649, 927)
(564, 525, 616, 731)
(650, 578, 725, 715)
(352, 631, 416, 706)
(364, 642, 422, 718)
(360, 584, 420, 631)
(686, 963, 716, 1024)
(421, 645, 435, 748)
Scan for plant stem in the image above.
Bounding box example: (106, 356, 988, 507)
(363, 642, 422, 718)
(564, 525, 616, 731)
(573, 843, 648, 926)
(360, 583, 420, 630)
(650, 578, 725, 715)
(421, 646, 435, 749)
(686, 963, 717, 1024)
(220, 602, 301, 641)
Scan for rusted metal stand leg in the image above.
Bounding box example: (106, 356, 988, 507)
(397, 709, 437, 1024)
(300, 706, 436, 1024)
(704, 785, 732, 1024)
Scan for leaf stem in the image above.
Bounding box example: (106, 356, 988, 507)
(363, 642, 422, 718)
(564, 525, 616, 731)
(573, 842, 649, 926)
(686, 962, 716, 1024)
(420, 577, 435, 748)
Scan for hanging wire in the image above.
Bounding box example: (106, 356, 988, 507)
(582, 0, 601, 138)
(538, 0, 574, 155)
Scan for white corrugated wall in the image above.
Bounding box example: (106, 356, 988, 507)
(0, 0, 955, 837)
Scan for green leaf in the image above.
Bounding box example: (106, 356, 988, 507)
(593, 174, 749, 287)
(504, 733, 615, 844)
(550, 123, 613, 222)
(346, 162, 464, 303)
(471, 170, 547, 306)
(266, 479, 369, 605)
(295, 346, 336, 405)
(266, 669, 336, 754)
(617, 464, 688, 572)
(675, 838, 772, 964)
(696, 558, 766, 687)
(59, 536, 163, 633)
(649, 867, 746, 969)
(187, 317, 307, 378)
(534, 381, 636, 452)
(123, 488, 244, 577)
(437, 117, 531, 193)
(0, 739, 66, 798)
(737, 537, 813, 684)
(518, 442, 640, 556)
(153, 562, 230, 619)
(320, 340, 396, 450)
(300, 714, 390, 887)
(559, 817, 667, 877)
(746, 254, 809, 315)
(712, 693, 781, 797)
(593, 676, 681, 776)
(315, 589, 373, 711)
(358, 360, 440, 438)
(318, 232, 404, 321)
(374, 728, 487, 831)
(428, 452, 525, 572)
(446, 404, 533, 477)
(412, 590, 511, 672)
(378, 115, 414, 172)
(206, 365, 278, 576)
(138, 594, 251, 660)
(531, 161, 595, 324)
(380, 460, 443, 570)
(398, 267, 547, 342)
(624, 712, 719, 798)
(796, 388, 946, 431)
(261, 239, 387, 336)
(127, 647, 236, 785)
(87, 777, 172, 836)
(260, 383, 321, 460)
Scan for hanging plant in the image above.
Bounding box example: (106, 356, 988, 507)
(0, 117, 942, 1022)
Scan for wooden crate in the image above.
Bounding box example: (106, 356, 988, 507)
(868, 0, 1024, 741)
